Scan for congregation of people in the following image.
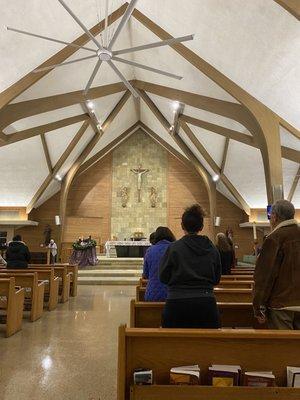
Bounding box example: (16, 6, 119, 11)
(142, 199, 300, 330)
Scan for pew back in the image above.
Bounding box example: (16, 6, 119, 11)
(118, 326, 300, 400)
(130, 300, 262, 329)
(0, 277, 24, 337)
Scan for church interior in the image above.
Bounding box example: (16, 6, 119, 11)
(0, 1, 299, 399)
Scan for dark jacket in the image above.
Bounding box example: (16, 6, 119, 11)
(253, 221, 300, 311)
(143, 240, 170, 301)
(6, 241, 30, 269)
(218, 249, 233, 275)
(159, 234, 221, 299)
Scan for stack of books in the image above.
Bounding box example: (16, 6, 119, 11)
(170, 365, 201, 385)
(208, 365, 241, 386)
(287, 367, 300, 387)
(243, 371, 275, 387)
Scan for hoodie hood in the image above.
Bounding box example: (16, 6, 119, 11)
(181, 234, 215, 256)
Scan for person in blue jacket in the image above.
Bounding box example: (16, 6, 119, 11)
(143, 227, 176, 301)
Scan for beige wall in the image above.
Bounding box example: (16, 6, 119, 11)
(111, 131, 168, 240)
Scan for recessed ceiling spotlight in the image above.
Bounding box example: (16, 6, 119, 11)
(97, 123, 102, 131)
(172, 101, 180, 111)
(86, 100, 94, 110)
(169, 126, 174, 131)
(55, 174, 62, 182)
(212, 174, 220, 182)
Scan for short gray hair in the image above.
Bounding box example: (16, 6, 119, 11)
(272, 200, 295, 221)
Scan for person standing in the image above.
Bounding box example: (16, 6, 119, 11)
(159, 204, 221, 328)
(143, 227, 176, 302)
(6, 235, 30, 269)
(48, 239, 58, 264)
(216, 232, 233, 275)
(253, 200, 300, 329)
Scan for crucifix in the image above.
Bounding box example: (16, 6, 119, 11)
(130, 164, 150, 203)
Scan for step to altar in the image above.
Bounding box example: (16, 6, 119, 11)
(78, 257, 143, 285)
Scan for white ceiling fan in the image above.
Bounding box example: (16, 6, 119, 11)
(6, 0, 194, 98)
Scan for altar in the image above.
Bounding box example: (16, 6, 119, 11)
(105, 240, 151, 258)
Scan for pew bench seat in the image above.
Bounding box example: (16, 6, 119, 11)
(0, 277, 24, 337)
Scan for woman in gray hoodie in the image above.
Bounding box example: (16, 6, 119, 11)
(159, 204, 221, 328)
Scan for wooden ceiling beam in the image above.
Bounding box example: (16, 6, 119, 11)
(26, 120, 90, 214)
(220, 138, 230, 175)
(180, 120, 251, 215)
(2, 114, 89, 147)
(138, 89, 217, 222)
(287, 165, 300, 201)
(133, 80, 258, 135)
(59, 91, 131, 241)
(180, 114, 255, 145)
(40, 133, 52, 173)
(0, 82, 126, 132)
(274, 0, 300, 20)
(132, 8, 286, 204)
(0, 3, 128, 109)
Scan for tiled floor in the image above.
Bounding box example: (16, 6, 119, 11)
(0, 286, 135, 400)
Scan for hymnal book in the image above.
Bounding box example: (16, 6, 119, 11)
(133, 369, 153, 385)
(170, 365, 201, 385)
(209, 364, 241, 387)
(287, 367, 300, 387)
(243, 371, 275, 387)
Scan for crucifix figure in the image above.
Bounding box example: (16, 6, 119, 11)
(130, 164, 150, 203)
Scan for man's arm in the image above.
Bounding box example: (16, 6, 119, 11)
(253, 237, 280, 316)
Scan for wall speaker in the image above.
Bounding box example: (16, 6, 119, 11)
(214, 216, 221, 227)
(55, 215, 61, 226)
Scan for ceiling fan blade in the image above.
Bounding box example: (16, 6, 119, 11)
(6, 26, 97, 52)
(104, 0, 109, 47)
(112, 57, 182, 80)
(84, 59, 103, 96)
(58, 0, 103, 50)
(107, 61, 139, 98)
(108, 0, 138, 50)
(33, 55, 98, 73)
(113, 34, 194, 56)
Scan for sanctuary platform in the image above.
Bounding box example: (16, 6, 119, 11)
(78, 257, 143, 285)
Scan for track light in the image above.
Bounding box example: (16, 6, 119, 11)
(172, 101, 180, 111)
(86, 100, 94, 110)
(212, 174, 220, 182)
(55, 174, 62, 182)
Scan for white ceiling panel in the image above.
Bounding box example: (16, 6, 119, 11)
(45, 121, 84, 166)
(140, 101, 184, 156)
(56, 125, 95, 179)
(280, 126, 300, 151)
(282, 159, 299, 201)
(224, 140, 267, 208)
(0, 136, 48, 206)
(34, 180, 61, 209)
(188, 124, 226, 168)
(3, 104, 84, 134)
(85, 96, 138, 161)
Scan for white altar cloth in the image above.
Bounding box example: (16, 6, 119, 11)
(105, 240, 151, 257)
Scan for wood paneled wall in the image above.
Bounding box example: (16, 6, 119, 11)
(167, 153, 257, 259)
(19, 148, 261, 260)
(17, 192, 60, 252)
(66, 153, 112, 243)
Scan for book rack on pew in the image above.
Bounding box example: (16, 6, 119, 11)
(117, 326, 300, 400)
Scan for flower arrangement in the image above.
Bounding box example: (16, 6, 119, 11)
(72, 238, 97, 251)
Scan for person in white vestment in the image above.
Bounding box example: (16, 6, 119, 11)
(48, 239, 58, 264)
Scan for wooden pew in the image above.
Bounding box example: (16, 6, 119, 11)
(118, 326, 300, 400)
(28, 265, 71, 303)
(1, 268, 59, 311)
(130, 300, 263, 329)
(139, 278, 253, 290)
(136, 286, 253, 303)
(29, 264, 77, 297)
(0, 272, 45, 322)
(0, 277, 24, 337)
